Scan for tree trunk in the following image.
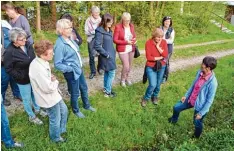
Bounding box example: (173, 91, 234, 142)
(51, 1, 56, 27)
(36, 1, 41, 33)
(180, 1, 184, 15)
(159, 1, 166, 21)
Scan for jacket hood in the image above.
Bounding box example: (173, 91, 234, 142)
(1, 20, 12, 29)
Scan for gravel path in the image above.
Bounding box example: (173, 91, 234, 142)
(4, 47, 234, 116)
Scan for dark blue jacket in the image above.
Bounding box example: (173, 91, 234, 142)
(94, 27, 116, 71)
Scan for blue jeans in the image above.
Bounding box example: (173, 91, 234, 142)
(104, 70, 116, 93)
(143, 66, 166, 100)
(171, 101, 207, 137)
(46, 100, 68, 142)
(1, 102, 15, 148)
(1, 66, 21, 101)
(17, 83, 40, 118)
(63, 71, 91, 114)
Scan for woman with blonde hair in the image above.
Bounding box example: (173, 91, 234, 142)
(113, 12, 136, 87)
(141, 28, 168, 107)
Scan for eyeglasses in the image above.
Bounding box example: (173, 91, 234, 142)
(65, 26, 73, 30)
(17, 38, 26, 41)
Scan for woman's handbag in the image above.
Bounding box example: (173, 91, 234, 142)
(152, 60, 162, 71)
(134, 46, 140, 58)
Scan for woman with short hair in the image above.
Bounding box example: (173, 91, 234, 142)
(29, 40, 68, 143)
(54, 19, 96, 118)
(3, 27, 46, 124)
(141, 28, 168, 107)
(113, 12, 136, 87)
(94, 13, 117, 98)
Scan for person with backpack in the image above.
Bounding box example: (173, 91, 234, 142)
(1, 20, 22, 106)
(161, 16, 175, 83)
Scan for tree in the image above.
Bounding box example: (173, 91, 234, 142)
(36, 1, 41, 33)
(51, 1, 57, 27)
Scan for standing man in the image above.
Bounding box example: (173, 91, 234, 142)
(85, 6, 102, 79)
(168, 56, 218, 138)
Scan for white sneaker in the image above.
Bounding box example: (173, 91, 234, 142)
(126, 80, 132, 86)
(120, 81, 126, 87)
(29, 117, 43, 125)
(35, 110, 48, 117)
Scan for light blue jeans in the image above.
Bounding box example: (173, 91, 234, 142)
(17, 83, 40, 118)
(144, 66, 166, 100)
(1, 102, 15, 148)
(104, 70, 116, 93)
(46, 100, 68, 142)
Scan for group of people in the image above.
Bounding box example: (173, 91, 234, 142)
(1, 3, 218, 149)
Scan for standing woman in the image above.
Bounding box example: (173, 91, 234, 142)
(141, 28, 168, 107)
(29, 40, 68, 143)
(113, 12, 136, 87)
(161, 16, 175, 83)
(94, 13, 117, 98)
(84, 6, 103, 79)
(2, 3, 34, 45)
(54, 19, 96, 118)
(3, 28, 46, 124)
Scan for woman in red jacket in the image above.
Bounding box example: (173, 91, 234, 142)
(113, 12, 136, 87)
(141, 28, 168, 107)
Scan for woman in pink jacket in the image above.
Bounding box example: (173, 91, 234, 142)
(113, 12, 136, 87)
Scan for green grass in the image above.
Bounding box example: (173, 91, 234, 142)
(3, 55, 234, 151)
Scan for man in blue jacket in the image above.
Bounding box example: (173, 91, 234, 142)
(168, 56, 218, 138)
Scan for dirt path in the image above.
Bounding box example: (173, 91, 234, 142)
(5, 48, 234, 116)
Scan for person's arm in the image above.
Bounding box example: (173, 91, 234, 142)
(74, 29, 83, 46)
(113, 25, 128, 45)
(198, 79, 218, 116)
(21, 16, 32, 40)
(145, 42, 162, 61)
(166, 30, 175, 44)
(54, 44, 73, 73)
(94, 30, 109, 58)
(32, 71, 59, 94)
(3, 49, 23, 80)
(159, 40, 168, 58)
(84, 18, 95, 36)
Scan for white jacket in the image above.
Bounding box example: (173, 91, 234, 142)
(29, 57, 61, 108)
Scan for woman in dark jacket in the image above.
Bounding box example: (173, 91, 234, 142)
(94, 13, 116, 98)
(3, 27, 46, 125)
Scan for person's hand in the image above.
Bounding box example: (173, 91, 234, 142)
(127, 40, 134, 45)
(51, 74, 57, 81)
(195, 114, 202, 120)
(181, 96, 186, 103)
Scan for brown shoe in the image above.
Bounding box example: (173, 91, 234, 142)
(141, 98, 147, 107)
(151, 96, 158, 105)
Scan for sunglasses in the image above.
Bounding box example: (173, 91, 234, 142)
(165, 16, 171, 19)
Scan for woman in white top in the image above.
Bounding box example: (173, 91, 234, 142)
(113, 12, 137, 87)
(161, 16, 175, 83)
(29, 40, 68, 143)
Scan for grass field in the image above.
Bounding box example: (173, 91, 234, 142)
(3, 55, 234, 151)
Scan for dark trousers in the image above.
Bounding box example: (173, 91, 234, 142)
(170, 101, 207, 137)
(88, 39, 102, 74)
(163, 44, 173, 81)
(63, 71, 91, 113)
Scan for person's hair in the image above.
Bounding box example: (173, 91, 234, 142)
(34, 40, 53, 57)
(162, 16, 172, 27)
(60, 13, 73, 22)
(9, 27, 27, 42)
(91, 6, 100, 13)
(2, 3, 26, 16)
(151, 27, 164, 39)
(202, 56, 217, 70)
(99, 13, 113, 31)
(56, 19, 72, 35)
(121, 12, 131, 22)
